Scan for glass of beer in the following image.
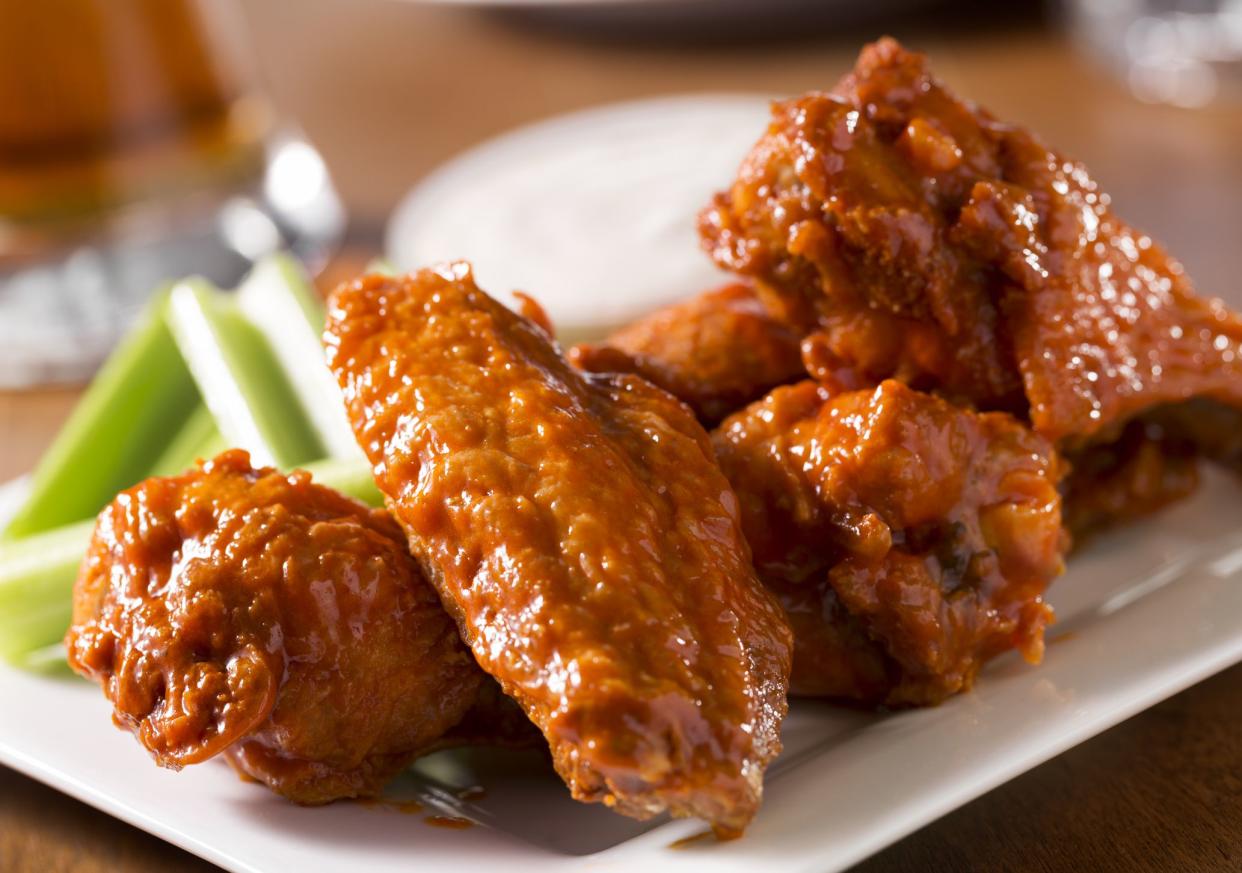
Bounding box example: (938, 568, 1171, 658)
(0, 0, 343, 387)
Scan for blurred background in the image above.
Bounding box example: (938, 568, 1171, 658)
(241, 0, 1242, 286)
(3, 0, 1242, 393)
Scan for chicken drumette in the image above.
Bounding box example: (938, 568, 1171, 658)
(66, 450, 487, 803)
(715, 380, 1066, 705)
(325, 264, 793, 837)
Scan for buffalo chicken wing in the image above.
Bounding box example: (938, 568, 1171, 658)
(324, 264, 793, 837)
(66, 451, 485, 803)
(713, 380, 1066, 705)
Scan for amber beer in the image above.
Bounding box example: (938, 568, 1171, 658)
(0, 0, 269, 246)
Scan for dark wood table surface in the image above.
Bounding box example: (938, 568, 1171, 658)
(2, 2, 1240, 870)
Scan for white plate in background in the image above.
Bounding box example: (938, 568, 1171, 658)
(387, 95, 771, 343)
(3, 469, 1242, 873)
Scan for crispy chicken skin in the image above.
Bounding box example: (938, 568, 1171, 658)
(700, 37, 1242, 452)
(324, 264, 793, 837)
(713, 380, 1066, 705)
(569, 281, 804, 425)
(66, 450, 484, 804)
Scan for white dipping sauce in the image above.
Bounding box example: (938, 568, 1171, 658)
(386, 94, 773, 343)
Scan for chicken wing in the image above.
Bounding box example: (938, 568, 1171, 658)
(569, 281, 804, 425)
(713, 380, 1066, 705)
(700, 37, 1242, 525)
(324, 264, 793, 837)
(66, 450, 485, 804)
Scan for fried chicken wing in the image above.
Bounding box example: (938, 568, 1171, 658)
(324, 264, 793, 837)
(700, 37, 1242, 520)
(713, 380, 1066, 705)
(66, 450, 485, 804)
(569, 281, 804, 425)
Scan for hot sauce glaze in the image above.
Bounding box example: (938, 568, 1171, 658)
(65, 450, 483, 804)
(424, 815, 474, 830)
(700, 37, 1242, 448)
(714, 381, 1066, 705)
(668, 828, 717, 849)
(325, 265, 793, 837)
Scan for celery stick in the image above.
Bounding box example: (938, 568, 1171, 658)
(302, 457, 382, 507)
(1, 292, 199, 541)
(18, 644, 74, 677)
(148, 404, 226, 477)
(167, 279, 325, 470)
(235, 255, 363, 462)
(0, 519, 93, 663)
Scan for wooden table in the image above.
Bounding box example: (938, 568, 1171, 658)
(2, 2, 1240, 870)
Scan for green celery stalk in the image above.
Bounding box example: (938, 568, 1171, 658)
(148, 404, 227, 477)
(302, 456, 383, 507)
(234, 255, 363, 462)
(0, 519, 94, 663)
(1, 292, 199, 541)
(18, 644, 74, 678)
(167, 279, 325, 470)
(0, 458, 379, 667)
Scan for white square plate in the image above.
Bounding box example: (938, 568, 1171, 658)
(2, 470, 1241, 873)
